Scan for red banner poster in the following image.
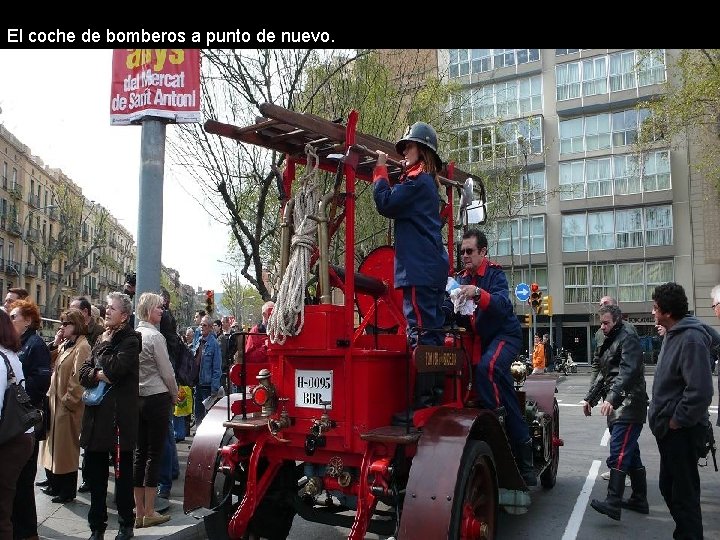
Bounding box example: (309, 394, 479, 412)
(109, 49, 201, 125)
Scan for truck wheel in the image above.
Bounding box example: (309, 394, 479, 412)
(448, 440, 497, 540)
(247, 460, 298, 540)
(540, 399, 560, 489)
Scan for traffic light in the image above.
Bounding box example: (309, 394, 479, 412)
(524, 313, 532, 326)
(205, 289, 215, 314)
(542, 294, 553, 316)
(529, 283, 542, 314)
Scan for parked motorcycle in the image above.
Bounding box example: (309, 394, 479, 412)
(554, 348, 577, 376)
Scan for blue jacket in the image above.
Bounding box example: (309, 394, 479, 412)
(456, 259, 522, 348)
(18, 329, 51, 407)
(197, 332, 222, 393)
(373, 166, 448, 289)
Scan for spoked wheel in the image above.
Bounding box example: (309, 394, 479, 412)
(540, 399, 560, 488)
(448, 440, 498, 540)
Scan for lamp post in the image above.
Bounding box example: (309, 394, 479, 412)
(18, 204, 58, 291)
(517, 136, 535, 354)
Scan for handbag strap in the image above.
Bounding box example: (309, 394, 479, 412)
(0, 350, 16, 383)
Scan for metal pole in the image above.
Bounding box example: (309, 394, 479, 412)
(519, 137, 535, 353)
(135, 119, 166, 311)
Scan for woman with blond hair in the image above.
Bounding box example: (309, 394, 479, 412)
(133, 292, 178, 529)
(41, 308, 91, 503)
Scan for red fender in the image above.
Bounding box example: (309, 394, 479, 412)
(398, 407, 524, 540)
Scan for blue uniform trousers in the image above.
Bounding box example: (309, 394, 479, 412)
(402, 285, 444, 347)
(607, 422, 643, 471)
(475, 336, 530, 446)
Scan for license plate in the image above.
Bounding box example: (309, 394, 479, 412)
(295, 369, 332, 409)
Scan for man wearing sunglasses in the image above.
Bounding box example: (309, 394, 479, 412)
(452, 228, 536, 486)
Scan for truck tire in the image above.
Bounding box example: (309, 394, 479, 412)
(247, 460, 298, 540)
(448, 440, 498, 540)
(540, 399, 560, 489)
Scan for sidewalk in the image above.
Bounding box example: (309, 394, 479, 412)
(35, 436, 206, 540)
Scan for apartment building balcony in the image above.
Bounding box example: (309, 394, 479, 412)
(5, 261, 19, 275)
(8, 221, 21, 236)
(27, 227, 40, 242)
(99, 276, 109, 286)
(0, 215, 5, 231)
(48, 271, 60, 284)
(9, 183, 23, 199)
(1, 176, 7, 190)
(49, 207, 59, 220)
(28, 194, 41, 208)
(25, 263, 38, 277)
(82, 285, 90, 296)
(91, 288, 99, 298)
(109, 238, 117, 248)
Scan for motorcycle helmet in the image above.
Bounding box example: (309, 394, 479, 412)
(396, 122, 444, 171)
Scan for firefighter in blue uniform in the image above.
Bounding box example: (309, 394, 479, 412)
(373, 121, 449, 409)
(454, 228, 536, 485)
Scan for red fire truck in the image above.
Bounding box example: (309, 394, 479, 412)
(184, 104, 562, 540)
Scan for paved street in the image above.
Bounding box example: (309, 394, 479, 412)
(33, 367, 720, 539)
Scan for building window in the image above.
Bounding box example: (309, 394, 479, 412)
(556, 50, 666, 101)
(559, 107, 654, 156)
(585, 157, 612, 197)
(505, 267, 548, 293)
(609, 50, 637, 92)
(614, 153, 642, 195)
(488, 215, 545, 257)
(559, 160, 585, 200)
(618, 262, 645, 302)
(562, 214, 587, 252)
(615, 208, 644, 248)
(556, 49, 581, 56)
(564, 265, 590, 303)
(582, 56, 608, 96)
(448, 49, 539, 78)
(562, 205, 672, 253)
(587, 211, 614, 250)
(644, 206, 673, 246)
(565, 260, 673, 304)
(642, 150, 671, 191)
(590, 263, 617, 302)
(519, 170, 547, 206)
(450, 115, 543, 165)
(645, 260, 674, 299)
(556, 62, 581, 101)
(453, 75, 542, 125)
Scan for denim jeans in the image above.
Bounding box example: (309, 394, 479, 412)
(157, 417, 179, 496)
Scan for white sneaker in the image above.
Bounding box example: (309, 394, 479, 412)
(600, 470, 631, 486)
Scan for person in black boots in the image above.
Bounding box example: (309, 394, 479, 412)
(451, 229, 536, 486)
(40, 309, 91, 503)
(582, 303, 648, 521)
(79, 292, 141, 540)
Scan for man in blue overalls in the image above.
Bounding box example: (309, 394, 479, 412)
(454, 229, 535, 486)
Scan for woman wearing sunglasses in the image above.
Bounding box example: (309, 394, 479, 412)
(40, 308, 91, 503)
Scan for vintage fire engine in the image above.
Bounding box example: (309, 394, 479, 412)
(184, 103, 562, 540)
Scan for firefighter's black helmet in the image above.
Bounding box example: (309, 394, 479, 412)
(395, 122, 443, 171)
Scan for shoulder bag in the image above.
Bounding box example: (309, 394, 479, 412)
(0, 351, 42, 445)
(82, 379, 112, 406)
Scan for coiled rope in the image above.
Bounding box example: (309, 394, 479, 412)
(268, 145, 321, 345)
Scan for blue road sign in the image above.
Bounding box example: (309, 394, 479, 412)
(515, 282, 530, 302)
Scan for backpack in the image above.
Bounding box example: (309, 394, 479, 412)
(173, 336, 197, 387)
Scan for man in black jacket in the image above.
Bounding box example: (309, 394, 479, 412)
(649, 282, 713, 540)
(582, 303, 648, 521)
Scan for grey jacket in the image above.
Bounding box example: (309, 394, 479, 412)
(648, 315, 714, 440)
(585, 321, 648, 426)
